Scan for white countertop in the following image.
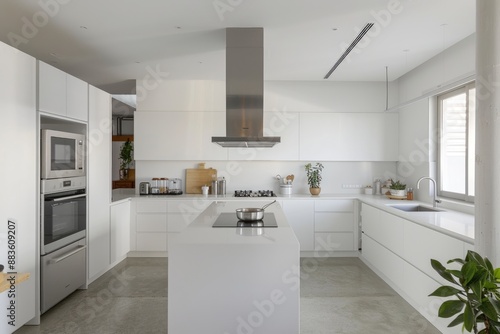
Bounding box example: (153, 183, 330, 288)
(117, 191, 475, 244)
(171, 200, 299, 246)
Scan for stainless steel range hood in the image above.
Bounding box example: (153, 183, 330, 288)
(212, 28, 280, 148)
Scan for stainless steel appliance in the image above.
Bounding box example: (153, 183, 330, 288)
(40, 176, 87, 313)
(139, 182, 150, 195)
(41, 129, 85, 179)
(234, 190, 276, 197)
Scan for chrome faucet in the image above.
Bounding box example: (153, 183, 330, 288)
(416, 176, 442, 207)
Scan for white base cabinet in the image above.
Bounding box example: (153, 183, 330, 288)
(282, 200, 315, 251)
(131, 198, 211, 254)
(360, 203, 472, 334)
(110, 200, 131, 263)
(314, 200, 357, 254)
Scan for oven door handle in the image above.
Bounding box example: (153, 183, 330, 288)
(49, 245, 86, 264)
(51, 193, 87, 202)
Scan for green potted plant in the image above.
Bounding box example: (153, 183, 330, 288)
(119, 139, 134, 180)
(305, 163, 324, 195)
(429, 250, 500, 333)
(389, 179, 406, 197)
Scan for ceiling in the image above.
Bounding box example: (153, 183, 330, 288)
(0, 0, 475, 94)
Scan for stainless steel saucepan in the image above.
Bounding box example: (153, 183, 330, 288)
(236, 200, 276, 221)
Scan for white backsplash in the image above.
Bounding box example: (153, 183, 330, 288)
(135, 160, 397, 195)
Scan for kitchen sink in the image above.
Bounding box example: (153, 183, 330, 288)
(386, 204, 445, 212)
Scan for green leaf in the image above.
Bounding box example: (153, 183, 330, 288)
(463, 303, 474, 332)
(495, 268, 500, 281)
(448, 258, 466, 265)
(429, 286, 462, 297)
(490, 297, 500, 314)
(479, 299, 499, 321)
(470, 280, 483, 300)
(485, 257, 495, 274)
(448, 269, 464, 280)
(439, 300, 465, 318)
(462, 261, 478, 286)
(447, 313, 464, 327)
(468, 250, 487, 267)
(431, 259, 457, 285)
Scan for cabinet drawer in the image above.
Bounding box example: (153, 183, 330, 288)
(136, 200, 167, 213)
(314, 232, 354, 251)
(136, 233, 167, 251)
(315, 212, 354, 232)
(136, 213, 167, 232)
(315, 200, 353, 212)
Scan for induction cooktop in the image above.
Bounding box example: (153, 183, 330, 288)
(212, 213, 278, 228)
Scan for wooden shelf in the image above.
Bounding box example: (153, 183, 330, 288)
(112, 135, 134, 142)
(113, 180, 135, 189)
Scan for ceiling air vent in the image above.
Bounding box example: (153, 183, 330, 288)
(324, 23, 374, 79)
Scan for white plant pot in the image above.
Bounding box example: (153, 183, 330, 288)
(390, 189, 405, 197)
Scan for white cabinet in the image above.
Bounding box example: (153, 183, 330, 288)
(110, 200, 131, 263)
(360, 203, 471, 334)
(67, 74, 89, 121)
(87, 85, 112, 281)
(135, 200, 168, 252)
(282, 200, 315, 251)
(299, 112, 398, 161)
(131, 198, 212, 254)
(0, 41, 37, 333)
(134, 111, 227, 160)
(361, 204, 404, 255)
(403, 219, 467, 285)
(38, 61, 88, 121)
(314, 200, 357, 253)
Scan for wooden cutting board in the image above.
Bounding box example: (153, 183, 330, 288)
(185, 168, 217, 194)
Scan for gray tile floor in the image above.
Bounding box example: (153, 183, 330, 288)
(15, 257, 441, 334)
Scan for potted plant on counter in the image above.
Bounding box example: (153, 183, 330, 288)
(119, 139, 134, 180)
(429, 250, 500, 333)
(305, 162, 324, 195)
(389, 179, 406, 197)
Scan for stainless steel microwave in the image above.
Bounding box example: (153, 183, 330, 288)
(41, 129, 85, 179)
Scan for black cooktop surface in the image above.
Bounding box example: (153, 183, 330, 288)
(212, 213, 278, 228)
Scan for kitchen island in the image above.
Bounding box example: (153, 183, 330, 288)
(168, 200, 300, 334)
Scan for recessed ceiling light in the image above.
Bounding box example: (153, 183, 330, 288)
(176, 26, 182, 29)
(80, 26, 88, 30)
(332, 28, 338, 31)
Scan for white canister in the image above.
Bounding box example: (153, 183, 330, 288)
(280, 184, 292, 195)
(201, 185, 209, 196)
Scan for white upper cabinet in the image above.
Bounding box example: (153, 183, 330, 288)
(299, 112, 399, 161)
(38, 61, 88, 121)
(134, 111, 227, 160)
(66, 74, 89, 121)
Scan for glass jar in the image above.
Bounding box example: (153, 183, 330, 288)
(151, 178, 160, 194)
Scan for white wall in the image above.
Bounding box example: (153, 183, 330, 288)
(134, 79, 398, 193)
(395, 34, 475, 208)
(136, 160, 397, 195)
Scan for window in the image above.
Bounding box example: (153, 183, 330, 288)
(438, 83, 475, 202)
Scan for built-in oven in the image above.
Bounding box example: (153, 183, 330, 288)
(40, 176, 87, 313)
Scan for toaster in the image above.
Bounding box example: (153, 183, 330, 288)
(139, 182, 150, 195)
